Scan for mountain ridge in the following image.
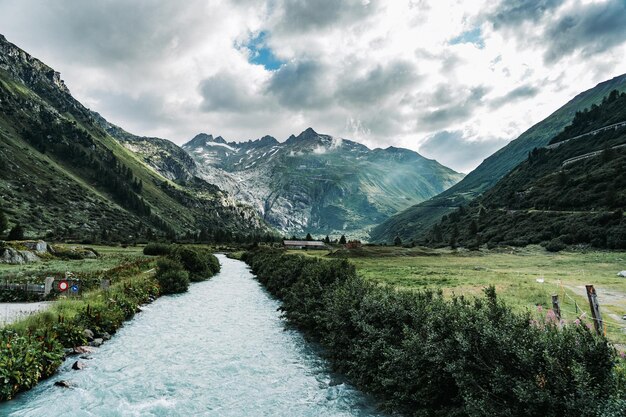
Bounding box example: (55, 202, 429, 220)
(183, 127, 464, 239)
(370, 73, 626, 243)
(0, 33, 270, 241)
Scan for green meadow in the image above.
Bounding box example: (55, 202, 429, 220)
(290, 245, 626, 346)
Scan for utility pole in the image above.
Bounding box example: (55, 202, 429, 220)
(551, 294, 561, 321)
(585, 285, 604, 336)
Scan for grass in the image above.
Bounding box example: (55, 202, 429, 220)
(0, 244, 147, 281)
(289, 245, 626, 346)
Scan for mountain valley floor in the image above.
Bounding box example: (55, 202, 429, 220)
(292, 245, 626, 347)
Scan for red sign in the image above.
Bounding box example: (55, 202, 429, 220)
(58, 281, 69, 292)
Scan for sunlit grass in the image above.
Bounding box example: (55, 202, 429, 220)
(289, 245, 626, 345)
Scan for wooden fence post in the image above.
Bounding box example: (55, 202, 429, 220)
(551, 294, 561, 321)
(585, 285, 603, 336)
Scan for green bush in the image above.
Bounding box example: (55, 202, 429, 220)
(0, 271, 160, 402)
(155, 258, 189, 294)
(544, 238, 566, 252)
(143, 242, 171, 256)
(0, 329, 64, 401)
(243, 249, 623, 416)
(168, 246, 220, 281)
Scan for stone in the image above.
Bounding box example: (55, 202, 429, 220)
(82, 329, 94, 341)
(54, 380, 72, 388)
(89, 338, 103, 347)
(617, 271, 626, 277)
(0, 247, 40, 264)
(22, 240, 47, 254)
(73, 346, 95, 355)
(72, 361, 86, 370)
(101, 332, 112, 341)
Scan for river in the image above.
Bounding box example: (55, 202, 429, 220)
(0, 255, 385, 417)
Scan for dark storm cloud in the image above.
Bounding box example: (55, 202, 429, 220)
(543, 0, 626, 63)
(336, 60, 420, 106)
(419, 130, 507, 173)
(489, 84, 539, 107)
(276, 0, 379, 32)
(266, 60, 332, 109)
(417, 86, 489, 130)
(489, 0, 566, 29)
(199, 72, 260, 112)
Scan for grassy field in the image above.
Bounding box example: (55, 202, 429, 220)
(289, 245, 626, 346)
(0, 244, 147, 281)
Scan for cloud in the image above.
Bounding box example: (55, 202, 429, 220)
(199, 72, 263, 112)
(336, 60, 421, 106)
(490, 84, 539, 107)
(419, 130, 508, 173)
(417, 86, 489, 131)
(489, 0, 566, 29)
(1, 0, 626, 173)
(266, 60, 332, 109)
(543, 0, 626, 63)
(275, 0, 379, 32)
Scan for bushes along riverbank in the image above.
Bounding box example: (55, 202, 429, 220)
(1, 245, 220, 401)
(243, 249, 626, 417)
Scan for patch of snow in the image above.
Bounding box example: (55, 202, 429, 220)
(207, 142, 236, 151)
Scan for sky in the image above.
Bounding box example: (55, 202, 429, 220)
(1, 0, 626, 173)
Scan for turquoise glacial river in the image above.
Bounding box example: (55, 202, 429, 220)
(0, 255, 385, 417)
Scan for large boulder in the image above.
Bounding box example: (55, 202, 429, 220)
(22, 240, 48, 254)
(0, 247, 40, 264)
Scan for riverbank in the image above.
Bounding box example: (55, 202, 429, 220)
(0, 255, 384, 417)
(0, 244, 220, 402)
(243, 248, 626, 416)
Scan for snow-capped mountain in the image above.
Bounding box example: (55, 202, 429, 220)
(184, 128, 464, 239)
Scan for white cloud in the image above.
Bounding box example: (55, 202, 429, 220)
(0, 0, 625, 172)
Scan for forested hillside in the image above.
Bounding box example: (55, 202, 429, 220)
(426, 91, 626, 250)
(0, 34, 269, 242)
(371, 74, 626, 243)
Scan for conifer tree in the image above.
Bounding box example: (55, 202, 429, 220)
(7, 224, 24, 241)
(0, 206, 7, 235)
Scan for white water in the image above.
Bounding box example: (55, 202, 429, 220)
(0, 255, 385, 417)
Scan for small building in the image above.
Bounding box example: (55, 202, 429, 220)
(283, 240, 327, 250)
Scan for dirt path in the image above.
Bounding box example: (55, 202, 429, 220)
(0, 302, 51, 326)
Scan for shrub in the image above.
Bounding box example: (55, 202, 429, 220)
(155, 258, 189, 294)
(0, 329, 64, 401)
(243, 248, 623, 416)
(7, 224, 24, 240)
(143, 242, 171, 256)
(544, 238, 566, 252)
(169, 246, 220, 281)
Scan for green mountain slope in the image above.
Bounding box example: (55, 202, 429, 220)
(184, 128, 464, 239)
(0, 34, 268, 241)
(371, 73, 626, 243)
(427, 90, 626, 250)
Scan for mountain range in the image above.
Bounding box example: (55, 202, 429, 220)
(182, 129, 463, 239)
(0, 34, 463, 242)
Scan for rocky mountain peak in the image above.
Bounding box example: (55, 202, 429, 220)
(183, 133, 214, 149)
(0, 33, 70, 96)
(258, 135, 279, 146)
